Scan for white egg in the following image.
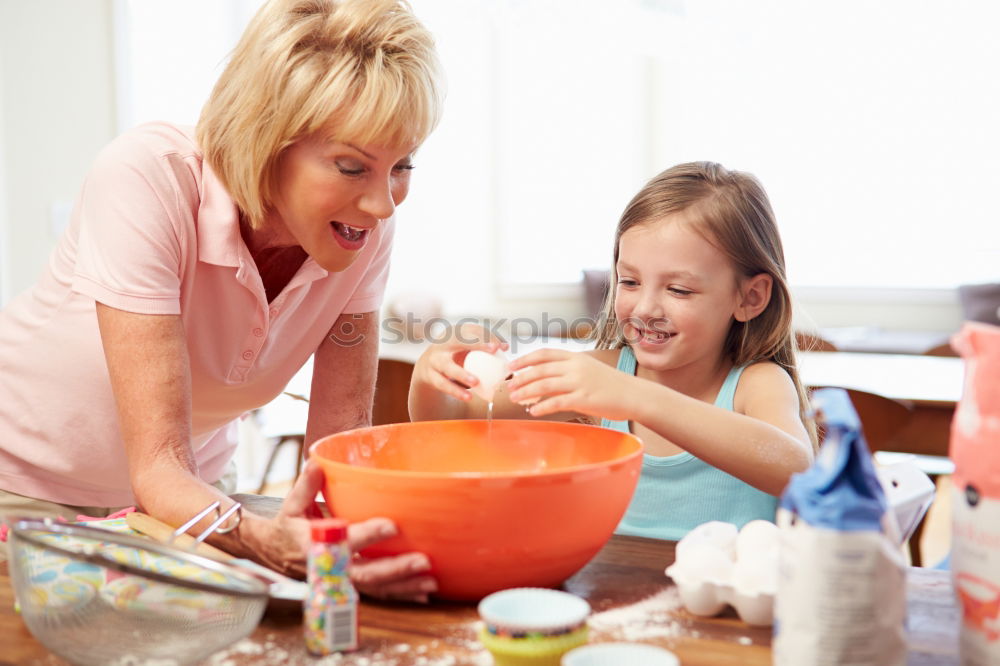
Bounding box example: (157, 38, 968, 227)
(463, 350, 509, 403)
(675, 542, 734, 586)
(666, 519, 778, 626)
(735, 519, 779, 561)
(731, 553, 778, 596)
(677, 520, 738, 563)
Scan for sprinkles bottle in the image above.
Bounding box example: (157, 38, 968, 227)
(303, 518, 358, 655)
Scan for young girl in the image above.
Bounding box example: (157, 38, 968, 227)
(408, 161, 815, 540)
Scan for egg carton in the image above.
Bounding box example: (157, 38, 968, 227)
(664, 520, 777, 627)
(664, 564, 774, 626)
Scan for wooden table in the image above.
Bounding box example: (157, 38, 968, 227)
(1, 516, 962, 664)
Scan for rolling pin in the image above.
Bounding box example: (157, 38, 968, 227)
(125, 510, 307, 601)
(125, 511, 233, 561)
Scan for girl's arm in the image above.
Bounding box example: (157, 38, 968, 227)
(408, 323, 518, 420)
(507, 350, 812, 496)
(407, 325, 596, 422)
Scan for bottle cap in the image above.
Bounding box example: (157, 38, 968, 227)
(310, 518, 349, 543)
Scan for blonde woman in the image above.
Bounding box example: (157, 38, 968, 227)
(0, 0, 442, 600)
(410, 162, 815, 540)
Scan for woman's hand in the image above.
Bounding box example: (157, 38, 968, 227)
(409, 323, 508, 414)
(507, 349, 636, 421)
(257, 462, 438, 602)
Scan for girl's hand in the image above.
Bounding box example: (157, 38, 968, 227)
(411, 323, 509, 403)
(507, 349, 635, 421)
(263, 462, 437, 602)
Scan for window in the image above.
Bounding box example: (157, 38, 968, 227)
(487, 0, 1000, 290)
(640, 1, 1000, 290)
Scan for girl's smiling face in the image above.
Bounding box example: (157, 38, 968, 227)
(260, 131, 418, 272)
(614, 215, 745, 373)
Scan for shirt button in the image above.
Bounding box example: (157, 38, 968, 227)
(242, 350, 254, 361)
(253, 327, 264, 337)
(269, 308, 278, 317)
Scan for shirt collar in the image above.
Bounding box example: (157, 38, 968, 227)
(194, 149, 332, 285)
(195, 157, 243, 268)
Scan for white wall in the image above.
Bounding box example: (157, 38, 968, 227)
(0, 0, 117, 304)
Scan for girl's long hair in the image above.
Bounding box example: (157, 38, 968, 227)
(595, 161, 817, 448)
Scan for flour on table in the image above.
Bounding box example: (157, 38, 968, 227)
(207, 638, 287, 666)
(205, 621, 488, 666)
(588, 588, 686, 642)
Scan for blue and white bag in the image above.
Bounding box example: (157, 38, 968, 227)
(772, 388, 906, 666)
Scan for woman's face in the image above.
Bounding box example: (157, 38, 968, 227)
(613, 216, 744, 374)
(264, 131, 418, 272)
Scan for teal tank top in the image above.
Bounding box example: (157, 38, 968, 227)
(602, 346, 778, 540)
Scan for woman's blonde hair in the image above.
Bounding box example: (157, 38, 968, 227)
(197, 0, 444, 229)
(595, 161, 818, 448)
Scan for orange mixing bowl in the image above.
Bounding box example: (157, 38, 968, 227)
(310, 420, 643, 600)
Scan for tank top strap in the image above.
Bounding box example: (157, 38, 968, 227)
(714, 364, 748, 411)
(616, 345, 638, 375)
(601, 347, 637, 431)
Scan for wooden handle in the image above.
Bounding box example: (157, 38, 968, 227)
(125, 511, 234, 561)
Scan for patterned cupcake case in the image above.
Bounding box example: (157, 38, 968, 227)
(21, 536, 106, 615)
(8, 517, 271, 666)
(20, 516, 242, 618)
(25, 576, 96, 614)
(99, 576, 230, 622)
(477, 588, 591, 666)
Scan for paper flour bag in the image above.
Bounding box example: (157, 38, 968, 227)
(950, 322, 1000, 665)
(773, 388, 906, 666)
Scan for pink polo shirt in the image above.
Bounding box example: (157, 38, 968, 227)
(0, 122, 393, 507)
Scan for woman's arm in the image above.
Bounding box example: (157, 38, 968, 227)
(508, 350, 812, 496)
(304, 311, 380, 448)
(96, 304, 267, 557)
(97, 305, 435, 599)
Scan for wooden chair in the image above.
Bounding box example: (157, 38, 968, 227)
(372, 358, 415, 426)
(837, 388, 913, 454)
(924, 341, 959, 357)
(255, 357, 416, 493)
(795, 330, 837, 352)
(809, 386, 933, 564)
(810, 386, 915, 460)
